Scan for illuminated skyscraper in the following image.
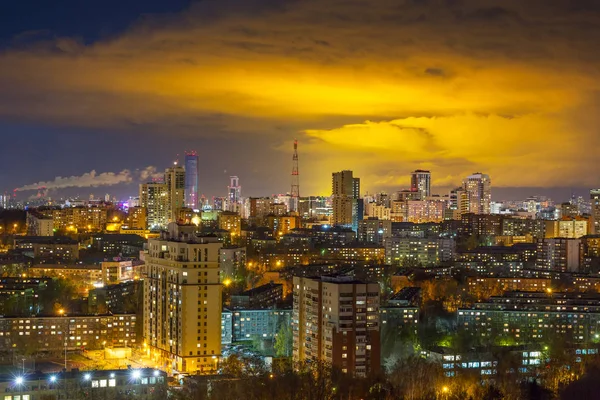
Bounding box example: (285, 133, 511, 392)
(463, 173, 491, 214)
(165, 164, 186, 223)
(332, 170, 361, 231)
(410, 170, 431, 199)
(185, 151, 199, 210)
(228, 176, 241, 212)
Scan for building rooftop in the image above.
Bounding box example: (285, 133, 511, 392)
(0, 367, 165, 384)
(15, 236, 78, 245)
(30, 263, 101, 270)
(239, 282, 282, 297)
(389, 287, 421, 302)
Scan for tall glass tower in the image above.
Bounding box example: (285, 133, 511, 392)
(184, 151, 199, 209)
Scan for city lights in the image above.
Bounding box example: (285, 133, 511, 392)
(1, 1, 600, 398)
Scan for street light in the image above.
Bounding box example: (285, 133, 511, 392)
(84, 373, 91, 381)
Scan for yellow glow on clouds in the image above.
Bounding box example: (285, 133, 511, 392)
(0, 0, 599, 194)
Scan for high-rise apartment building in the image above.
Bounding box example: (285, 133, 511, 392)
(185, 151, 199, 210)
(332, 170, 361, 231)
(535, 238, 582, 272)
(292, 276, 380, 377)
(165, 164, 186, 223)
(228, 176, 241, 213)
(463, 173, 492, 215)
(410, 170, 431, 199)
(144, 224, 223, 374)
(140, 182, 168, 229)
(591, 189, 600, 234)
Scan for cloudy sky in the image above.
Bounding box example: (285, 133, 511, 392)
(1, 0, 599, 201)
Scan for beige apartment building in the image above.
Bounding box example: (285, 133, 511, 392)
(144, 224, 223, 374)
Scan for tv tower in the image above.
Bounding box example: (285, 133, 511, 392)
(291, 139, 299, 212)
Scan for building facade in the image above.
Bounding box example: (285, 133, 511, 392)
(140, 182, 169, 229)
(292, 276, 380, 377)
(0, 314, 137, 352)
(463, 173, 492, 215)
(165, 165, 186, 224)
(332, 170, 361, 232)
(535, 238, 582, 272)
(0, 368, 167, 400)
(410, 169, 431, 199)
(143, 225, 223, 374)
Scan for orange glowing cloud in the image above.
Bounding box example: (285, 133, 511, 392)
(1, 0, 600, 194)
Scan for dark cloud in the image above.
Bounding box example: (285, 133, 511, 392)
(424, 67, 445, 76)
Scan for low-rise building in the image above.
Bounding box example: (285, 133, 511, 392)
(0, 368, 166, 400)
(0, 277, 52, 315)
(466, 277, 551, 299)
(14, 236, 79, 262)
(321, 243, 385, 265)
(459, 291, 600, 344)
(0, 313, 137, 352)
(28, 264, 103, 287)
(26, 212, 54, 236)
(221, 310, 233, 345)
(231, 308, 291, 342)
(385, 237, 454, 266)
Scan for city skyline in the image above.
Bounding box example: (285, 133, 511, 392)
(4, 158, 597, 204)
(2, 0, 600, 200)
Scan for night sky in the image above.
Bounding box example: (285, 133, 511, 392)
(1, 0, 600, 201)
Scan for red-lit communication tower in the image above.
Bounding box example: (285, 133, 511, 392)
(291, 139, 299, 212)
